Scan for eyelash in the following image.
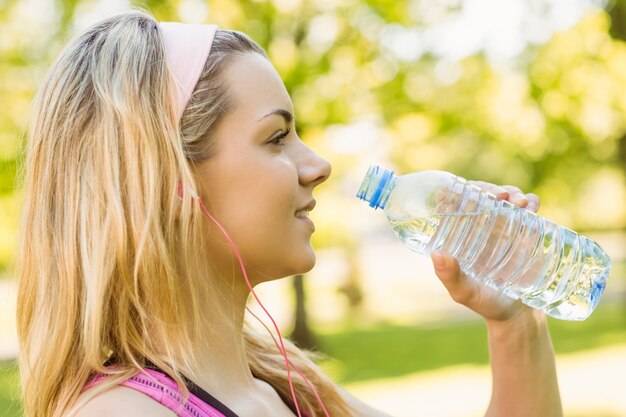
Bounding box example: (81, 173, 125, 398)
(269, 128, 291, 146)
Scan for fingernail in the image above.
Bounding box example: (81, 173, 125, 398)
(432, 251, 446, 268)
(513, 193, 528, 204)
(494, 188, 508, 199)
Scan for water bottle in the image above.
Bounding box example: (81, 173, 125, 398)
(356, 165, 611, 321)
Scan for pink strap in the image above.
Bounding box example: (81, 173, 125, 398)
(85, 368, 226, 417)
(158, 22, 218, 120)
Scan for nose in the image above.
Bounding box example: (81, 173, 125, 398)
(297, 141, 332, 188)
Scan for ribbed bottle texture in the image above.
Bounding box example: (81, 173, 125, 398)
(357, 165, 611, 321)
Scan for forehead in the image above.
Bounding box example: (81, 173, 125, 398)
(222, 53, 293, 120)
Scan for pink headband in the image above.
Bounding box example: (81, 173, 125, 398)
(158, 22, 219, 120)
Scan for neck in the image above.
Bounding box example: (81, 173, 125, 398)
(189, 274, 256, 391)
(171, 216, 277, 396)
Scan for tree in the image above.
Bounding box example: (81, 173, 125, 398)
(289, 274, 318, 349)
(607, 0, 626, 171)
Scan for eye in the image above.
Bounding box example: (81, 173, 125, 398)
(268, 128, 291, 146)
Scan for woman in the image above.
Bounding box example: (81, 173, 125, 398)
(16, 9, 563, 417)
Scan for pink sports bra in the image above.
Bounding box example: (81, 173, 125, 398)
(85, 366, 298, 417)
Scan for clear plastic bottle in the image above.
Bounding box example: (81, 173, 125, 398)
(357, 165, 611, 321)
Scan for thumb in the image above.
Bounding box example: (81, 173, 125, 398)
(431, 251, 474, 306)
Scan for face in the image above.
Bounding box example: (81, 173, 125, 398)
(193, 53, 331, 285)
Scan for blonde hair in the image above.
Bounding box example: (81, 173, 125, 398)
(16, 10, 351, 417)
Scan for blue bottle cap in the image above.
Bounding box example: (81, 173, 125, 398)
(357, 165, 396, 209)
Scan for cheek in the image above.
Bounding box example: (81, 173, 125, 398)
(203, 156, 292, 219)
(226, 175, 294, 227)
(209, 170, 296, 249)
(235, 191, 314, 278)
(199, 156, 310, 278)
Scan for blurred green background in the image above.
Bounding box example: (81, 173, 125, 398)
(1, 0, 626, 416)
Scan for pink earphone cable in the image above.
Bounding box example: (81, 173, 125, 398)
(195, 196, 327, 416)
(180, 186, 331, 416)
(245, 307, 331, 417)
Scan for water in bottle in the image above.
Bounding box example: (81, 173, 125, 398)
(356, 165, 611, 321)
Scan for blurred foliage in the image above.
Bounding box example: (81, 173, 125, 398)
(1, 0, 626, 271)
(1, 3, 625, 414)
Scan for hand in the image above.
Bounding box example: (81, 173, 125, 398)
(431, 182, 541, 322)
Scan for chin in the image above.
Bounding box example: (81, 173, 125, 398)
(297, 257, 316, 275)
(284, 249, 317, 277)
(299, 247, 317, 273)
(252, 252, 317, 284)
(251, 246, 317, 285)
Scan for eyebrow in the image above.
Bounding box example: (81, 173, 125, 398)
(258, 108, 293, 124)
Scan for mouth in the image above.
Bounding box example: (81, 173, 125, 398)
(294, 199, 316, 219)
(295, 200, 316, 231)
(294, 210, 310, 219)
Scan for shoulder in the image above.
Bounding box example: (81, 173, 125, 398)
(70, 385, 177, 417)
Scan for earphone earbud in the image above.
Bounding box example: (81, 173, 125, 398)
(176, 181, 199, 200)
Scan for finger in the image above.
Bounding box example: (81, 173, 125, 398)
(469, 181, 509, 200)
(524, 193, 541, 212)
(500, 185, 529, 208)
(469, 181, 538, 210)
(431, 251, 475, 306)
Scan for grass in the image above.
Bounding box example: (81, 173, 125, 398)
(0, 361, 19, 417)
(316, 303, 626, 383)
(0, 304, 624, 416)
